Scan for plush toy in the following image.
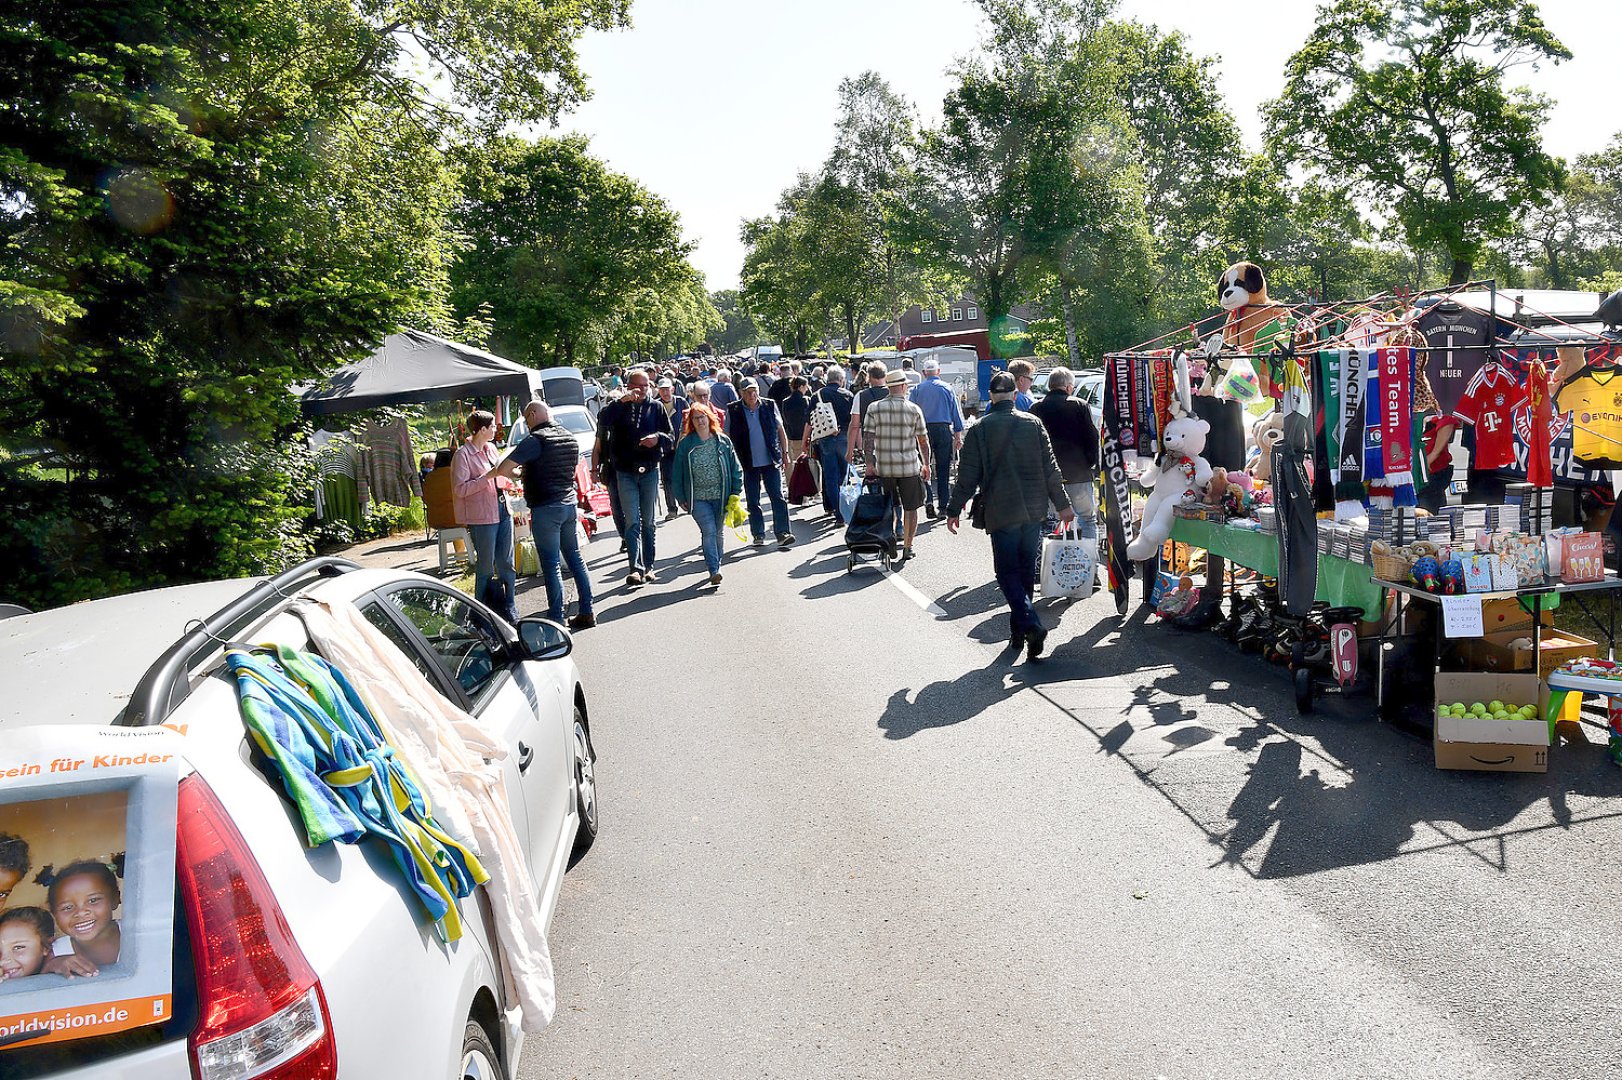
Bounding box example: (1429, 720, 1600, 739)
(1439, 556, 1465, 595)
(1127, 413, 1212, 562)
(1218, 261, 1292, 398)
(1248, 412, 1285, 484)
(1411, 555, 1441, 592)
(1205, 467, 1229, 507)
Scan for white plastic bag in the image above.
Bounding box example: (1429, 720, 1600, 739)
(838, 464, 862, 523)
(1220, 357, 1261, 403)
(1038, 525, 1097, 598)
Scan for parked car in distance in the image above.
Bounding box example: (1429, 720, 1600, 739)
(551, 405, 598, 460)
(0, 557, 599, 1080)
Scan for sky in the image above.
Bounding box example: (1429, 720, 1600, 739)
(558, 0, 1622, 292)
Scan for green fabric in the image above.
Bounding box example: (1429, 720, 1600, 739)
(1171, 518, 1386, 619)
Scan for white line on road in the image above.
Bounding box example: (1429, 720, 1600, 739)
(882, 566, 948, 617)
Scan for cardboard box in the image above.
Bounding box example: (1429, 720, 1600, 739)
(1480, 596, 1555, 634)
(1434, 740, 1549, 773)
(1433, 671, 1549, 770)
(1452, 628, 1598, 680)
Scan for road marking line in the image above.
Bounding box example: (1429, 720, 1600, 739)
(882, 567, 948, 617)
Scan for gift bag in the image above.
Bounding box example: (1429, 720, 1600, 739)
(787, 454, 818, 504)
(1038, 526, 1097, 598)
(808, 399, 841, 443)
(838, 465, 863, 523)
(513, 537, 540, 576)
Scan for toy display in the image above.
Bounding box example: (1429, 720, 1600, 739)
(1126, 413, 1212, 562)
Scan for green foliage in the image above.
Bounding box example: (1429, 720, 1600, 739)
(1266, 0, 1570, 285)
(0, 0, 619, 608)
(708, 289, 764, 353)
(450, 135, 712, 366)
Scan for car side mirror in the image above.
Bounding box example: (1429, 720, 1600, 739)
(516, 617, 573, 661)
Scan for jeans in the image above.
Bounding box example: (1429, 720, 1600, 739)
(990, 522, 1043, 636)
(616, 468, 660, 572)
(1060, 480, 1098, 541)
(659, 455, 679, 516)
(468, 500, 518, 622)
(814, 437, 846, 516)
(690, 498, 726, 574)
(925, 423, 955, 510)
(744, 464, 791, 541)
(532, 500, 593, 622)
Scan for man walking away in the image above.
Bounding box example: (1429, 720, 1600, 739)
(492, 401, 595, 628)
(711, 368, 740, 414)
(900, 356, 921, 386)
(1028, 366, 1099, 541)
(593, 369, 673, 586)
(727, 378, 797, 549)
(656, 378, 688, 521)
(848, 361, 890, 462)
(862, 369, 931, 562)
(947, 372, 1072, 659)
(813, 367, 854, 519)
(909, 356, 965, 520)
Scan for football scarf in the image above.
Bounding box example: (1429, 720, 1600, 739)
(1363, 360, 1385, 487)
(1320, 350, 1344, 483)
(1336, 347, 1367, 516)
(1526, 357, 1553, 488)
(1137, 357, 1158, 463)
(1101, 354, 1136, 615)
(1108, 355, 1139, 457)
(1380, 346, 1416, 504)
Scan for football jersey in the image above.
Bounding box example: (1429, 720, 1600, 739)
(1416, 301, 1494, 418)
(1452, 364, 1526, 470)
(1555, 366, 1622, 468)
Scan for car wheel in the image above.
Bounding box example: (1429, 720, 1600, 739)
(459, 1020, 505, 1080)
(570, 708, 598, 858)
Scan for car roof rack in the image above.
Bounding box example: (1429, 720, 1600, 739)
(119, 556, 361, 728)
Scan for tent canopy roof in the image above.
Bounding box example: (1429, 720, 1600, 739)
(300, 329, 537, 417)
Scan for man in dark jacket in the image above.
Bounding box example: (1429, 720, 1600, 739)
(592, 369, 673, 586)
(1027, 366, 1100, 540)
(727, 378, 796, 548)
(812, 367, 854, 519)
(491, 401, 595, 628)
(946, 373, 1073, 660)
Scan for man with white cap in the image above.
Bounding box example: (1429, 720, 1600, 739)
(861, 368, 931, 562)
(908, 355, 966, 519)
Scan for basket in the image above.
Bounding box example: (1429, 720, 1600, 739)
(1371, 550, 1414, 583)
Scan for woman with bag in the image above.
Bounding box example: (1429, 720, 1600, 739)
(452, 409, 520, 622)
(670, 404, 744, 587)
(780, 376, 816, 497)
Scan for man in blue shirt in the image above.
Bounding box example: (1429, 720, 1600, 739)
(1008, 358, 1037, 411)
(710, 368, 740, 416)
(909, 356, 966, 518)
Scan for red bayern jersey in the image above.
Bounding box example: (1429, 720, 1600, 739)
(1452, 364, 1526, 470)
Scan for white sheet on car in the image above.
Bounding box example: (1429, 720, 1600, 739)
(294, 597, 556, 1031)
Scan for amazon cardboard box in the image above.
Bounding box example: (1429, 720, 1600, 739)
(1434, 672, 1549, 772)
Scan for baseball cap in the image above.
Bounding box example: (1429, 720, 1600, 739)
(921, 357, 940, 373)
(884, 369, 909, 386)
(738, 377, 759, 391)
(989, 372, 1017, 394)
(656, 377, 672, 388)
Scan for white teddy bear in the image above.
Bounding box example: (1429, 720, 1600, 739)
(1126, 413, 1212, 562)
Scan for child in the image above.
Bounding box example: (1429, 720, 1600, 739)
(47, 861, 121, 976)
(0, 906, 55, 981)
(0, 832, 28, 912)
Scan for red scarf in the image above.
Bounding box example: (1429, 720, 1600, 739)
(1379, 346, 1414, 490)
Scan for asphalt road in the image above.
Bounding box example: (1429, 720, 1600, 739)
(516, 498, 1622, 1080)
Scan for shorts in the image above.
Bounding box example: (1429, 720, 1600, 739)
(876, 475, 927, 511)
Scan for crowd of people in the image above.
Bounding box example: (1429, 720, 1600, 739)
(443, 353, 1100, 661)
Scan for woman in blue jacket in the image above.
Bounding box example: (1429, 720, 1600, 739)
(670, 404, 744, 586)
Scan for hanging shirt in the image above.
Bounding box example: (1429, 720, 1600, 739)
(1555, 365, 1622, 468)
(1453, 364, 1527, 471)
(1416, 301, 1494, 418)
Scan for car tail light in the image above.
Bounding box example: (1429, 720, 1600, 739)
(177, 774, 337, 1080)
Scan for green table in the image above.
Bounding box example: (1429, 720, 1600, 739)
(1170, 517, 1386, 620)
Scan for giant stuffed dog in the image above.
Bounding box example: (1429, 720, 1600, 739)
(1217, 261, 1291, 398)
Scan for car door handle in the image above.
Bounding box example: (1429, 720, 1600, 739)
(517, 741, 534, 773)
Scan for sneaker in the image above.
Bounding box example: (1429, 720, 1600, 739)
(642, 568, 659, 583)
(902, 546, 915, 562)
(626, 571, 644, 587)
(778, 532, 797, 549)
(619, 540, 629, 553)
(752, 537, 767, 548)
(664, 511, 678, 521)
(709, 572, 723, 586)
(1007, 625, 1024, 651)
(1024, 627, 1047, 661)
(925, 506, 939, 520)
(568, 612, 596, 630)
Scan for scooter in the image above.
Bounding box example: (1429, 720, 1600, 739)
(1290, 604, 1364, 713)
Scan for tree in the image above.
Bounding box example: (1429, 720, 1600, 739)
(450, 135, 698, 367)
(905, 0, 1118, 354)
(0, 0, 623, 607)
(1266, 0, 1570, 285)
(1515, 135, 1622, 289)
(708, 289, 764, 354)
(739, 188, 825, 355)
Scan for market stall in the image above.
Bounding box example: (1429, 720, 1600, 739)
(1094, 265, 1622, 771)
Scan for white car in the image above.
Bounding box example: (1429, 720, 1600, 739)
(550, 405, 597, 460)
(0, 557, 598, 1080)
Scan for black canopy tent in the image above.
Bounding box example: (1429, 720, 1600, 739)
(299, 329, 538, 417)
